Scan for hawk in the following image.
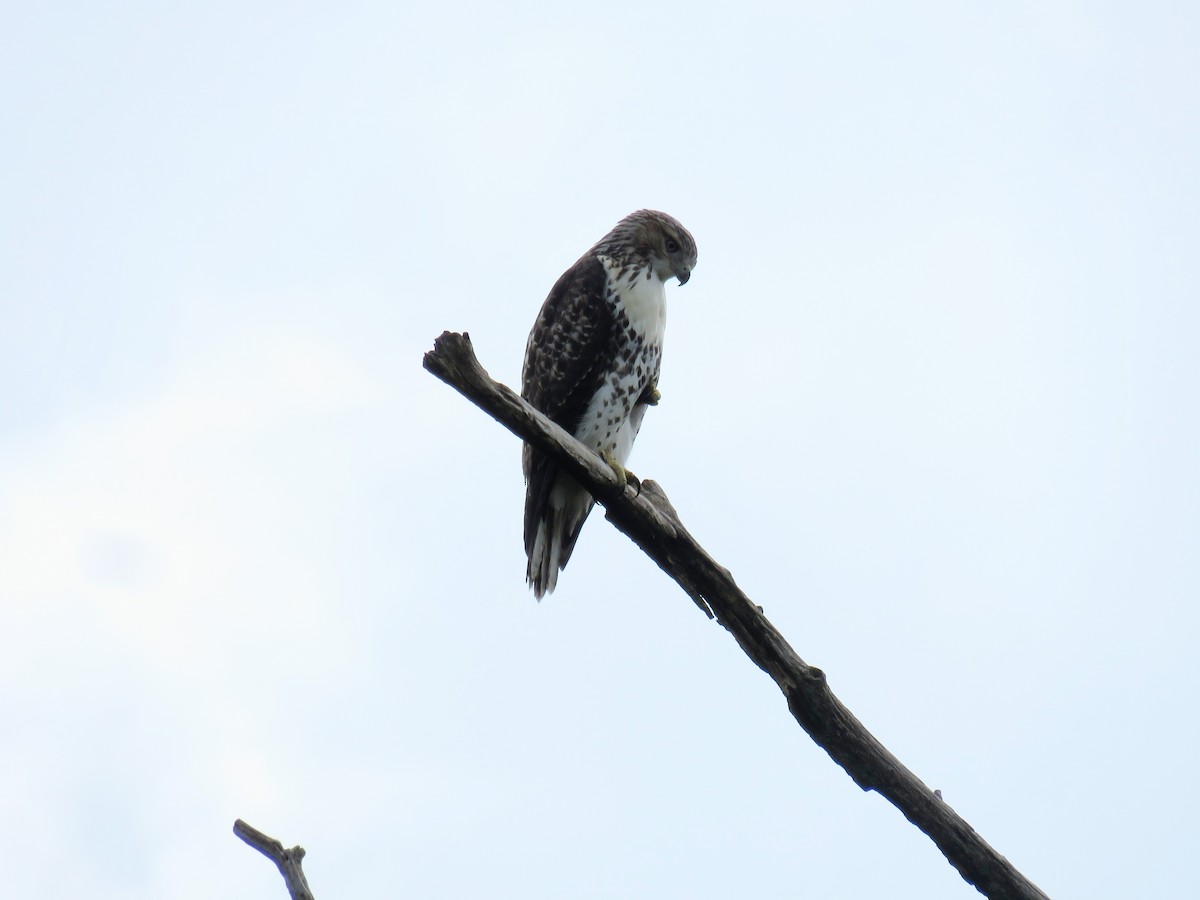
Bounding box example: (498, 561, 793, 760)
(521, 209, 698, 598)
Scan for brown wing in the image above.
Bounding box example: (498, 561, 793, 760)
(521, 253, 614, 556)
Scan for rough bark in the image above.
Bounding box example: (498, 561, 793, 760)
(423, 330, 1050, 900)
(233, 819, 316, 900)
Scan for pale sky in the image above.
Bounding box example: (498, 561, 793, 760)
(2, 3, 1198, 898)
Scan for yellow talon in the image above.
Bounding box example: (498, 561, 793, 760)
(641, 386, 661, 406)
(601, 450, 628, 490)
(626, 470, 643, 495)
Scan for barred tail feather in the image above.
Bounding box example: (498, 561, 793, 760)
(526, 477, 593, 600)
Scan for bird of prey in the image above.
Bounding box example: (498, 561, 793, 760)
(521, 209, 698, 598)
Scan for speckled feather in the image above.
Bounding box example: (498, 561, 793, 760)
(521, 210, 697, 598)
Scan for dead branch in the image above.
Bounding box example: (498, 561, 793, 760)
(423, 330, 1050, 900)
(233, 819, 316, 900)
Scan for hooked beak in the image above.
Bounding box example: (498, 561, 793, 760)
(675, 267, 691, 285)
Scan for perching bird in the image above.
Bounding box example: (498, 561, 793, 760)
(521, 209, 698, 598)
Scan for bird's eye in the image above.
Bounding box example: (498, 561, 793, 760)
(664, 238, 680, 253)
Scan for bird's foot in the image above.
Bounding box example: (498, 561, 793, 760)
(601, 450, 631, 492)
(640, 386, 662, 407)
(626, 470, 643, 495)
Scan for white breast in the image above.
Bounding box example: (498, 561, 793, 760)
(603, 257, 667, 345)
(566, 258, 669, 468)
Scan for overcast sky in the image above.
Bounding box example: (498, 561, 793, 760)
(3, 2, 1198, 898)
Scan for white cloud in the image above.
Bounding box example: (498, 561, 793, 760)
(0, 331, 400, 893)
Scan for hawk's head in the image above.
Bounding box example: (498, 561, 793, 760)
(595, 209, 698, 285)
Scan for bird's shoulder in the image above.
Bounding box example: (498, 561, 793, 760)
(522, 252, 618, 426)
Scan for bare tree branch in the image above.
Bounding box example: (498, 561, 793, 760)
(233, 819, 316, 900)
(423, 330, 1051, 900)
